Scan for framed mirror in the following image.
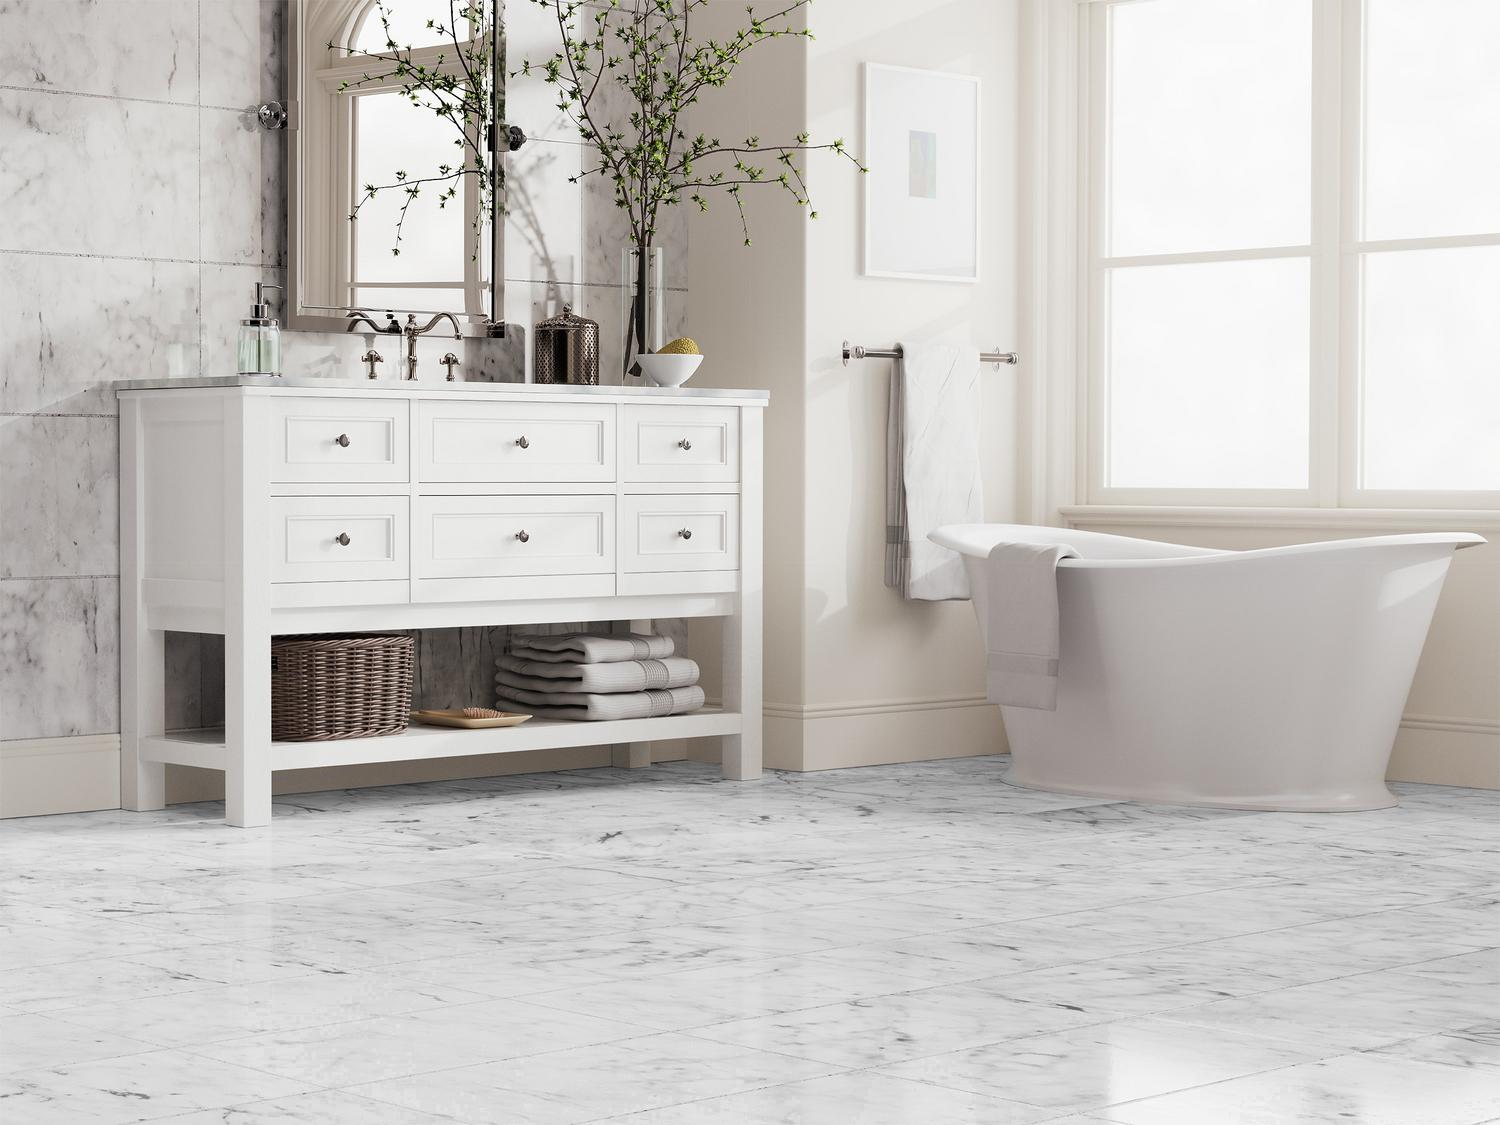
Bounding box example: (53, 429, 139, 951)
(286, 0, 510, 337)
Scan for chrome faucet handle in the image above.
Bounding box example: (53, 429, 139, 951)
(361, 349, 383, 379)
(440, 352, 460, 381)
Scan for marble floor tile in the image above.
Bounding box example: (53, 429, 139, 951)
(693, 978, 1107, 1069)
(1096, 1052, 1500, 1125)
(0, 1011, 155, 1075)
(0, 761, 1494, 1124)
(603, 1070, 1054, 1124)
(1371, 1021, 1500, 1072)
(882, 1016, 1331, 1114)
(52, 971, 489, 1049)
(350, 1032, 835, 1125)
(0, 1047, 309, 1125)
(190, 998, 646, 1087)
(153, 1088, 459, 1124)
(1159, 965, 1500, 1051)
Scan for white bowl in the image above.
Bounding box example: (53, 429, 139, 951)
(636, 353, 703, 387)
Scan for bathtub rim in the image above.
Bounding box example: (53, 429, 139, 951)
(931, 524, 1485, 570)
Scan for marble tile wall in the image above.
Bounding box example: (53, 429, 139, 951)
(0, 0, 690, 747)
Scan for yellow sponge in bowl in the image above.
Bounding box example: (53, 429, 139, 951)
(658, 337, 701, 355)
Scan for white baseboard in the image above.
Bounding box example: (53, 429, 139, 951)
(1389, 714, 1500, 790)
(3, 710, 1493, 819)
(0, 735, 122, 818)
(761, 695, 1006, 771)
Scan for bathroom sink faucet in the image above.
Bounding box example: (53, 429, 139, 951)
(403, 313, 463, 380)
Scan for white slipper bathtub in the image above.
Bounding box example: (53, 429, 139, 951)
(932, 524, 1485, 811)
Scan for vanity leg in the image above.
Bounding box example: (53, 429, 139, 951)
(120, 396, 165, 811)
(224, 394, 272, 828)
(225, 626, 272, 829)
(722, 406, 762, 781)
(121, 626, 167, 812)
(611, 618, 654, 768)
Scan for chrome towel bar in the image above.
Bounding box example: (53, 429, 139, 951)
(842, 340, 1020, 367)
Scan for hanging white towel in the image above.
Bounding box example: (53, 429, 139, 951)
(885, 341, 984, 600)
(980, 540, 1079, 710)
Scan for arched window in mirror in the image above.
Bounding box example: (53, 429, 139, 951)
(295, 0, 491, 322)
(351, 0, 465, 54)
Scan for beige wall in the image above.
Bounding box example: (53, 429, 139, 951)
(689, 0, 1021, 769)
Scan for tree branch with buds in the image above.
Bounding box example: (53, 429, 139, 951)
(519, 0, 866, 376)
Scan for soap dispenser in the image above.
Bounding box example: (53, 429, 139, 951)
(237, 282, 283, 376)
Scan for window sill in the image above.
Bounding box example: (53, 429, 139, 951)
(1058, 505, 1500, 533)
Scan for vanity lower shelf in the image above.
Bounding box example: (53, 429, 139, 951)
(141, 707, 742, 772)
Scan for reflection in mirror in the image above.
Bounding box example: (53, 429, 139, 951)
(288, 0, 502, 334)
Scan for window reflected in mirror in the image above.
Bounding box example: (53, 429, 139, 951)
(291, 0, 497, 330)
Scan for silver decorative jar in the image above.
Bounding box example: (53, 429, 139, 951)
(533, 304, 600, 385)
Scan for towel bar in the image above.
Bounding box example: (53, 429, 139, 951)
(842, 341, 1020, 367)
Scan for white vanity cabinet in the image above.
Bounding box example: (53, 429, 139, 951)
(118, 378, 766, 828)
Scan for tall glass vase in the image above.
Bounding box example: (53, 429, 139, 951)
(620, 246, 664, 380)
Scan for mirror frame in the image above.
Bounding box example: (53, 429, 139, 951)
(285, 0, 506, 338)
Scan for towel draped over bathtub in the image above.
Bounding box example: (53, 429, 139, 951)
(885, 341, 984, 601)
(981, 540, 1079, 711)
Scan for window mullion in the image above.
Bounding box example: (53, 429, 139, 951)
(1336, 0, 1365, 505)
(1310, 0, 1345, 509)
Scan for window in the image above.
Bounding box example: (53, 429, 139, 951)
(298, 0, 489, 319)
(1084, 0, 1500, 507)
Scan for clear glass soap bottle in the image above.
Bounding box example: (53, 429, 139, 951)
(237, 281, 283, 376)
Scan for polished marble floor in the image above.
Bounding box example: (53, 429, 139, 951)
(0, 756, 1496, 1124)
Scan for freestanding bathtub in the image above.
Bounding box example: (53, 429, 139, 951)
(932, 524, 1484, 811)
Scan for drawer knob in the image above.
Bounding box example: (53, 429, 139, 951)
(334, 532, 351, 546)
(678, 527, 693, 540)
(515, 435, 530, 449)
(678, 438, 692, 451)
(335, 433, 351, 448)
(516, 529, 530, 543)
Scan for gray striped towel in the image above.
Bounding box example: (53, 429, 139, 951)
(496, 684, 705, 721)
(496, 655, 699, 694)
(507, 633, 675, 664)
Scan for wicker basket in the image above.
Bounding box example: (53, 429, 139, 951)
(270, 634, 414, 741)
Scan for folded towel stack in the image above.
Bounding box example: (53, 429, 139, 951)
(496, 633, 704, 721)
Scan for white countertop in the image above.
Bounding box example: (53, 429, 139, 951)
(114, 375, 768, 403)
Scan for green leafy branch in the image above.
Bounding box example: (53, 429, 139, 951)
(520, 0, 865, 249)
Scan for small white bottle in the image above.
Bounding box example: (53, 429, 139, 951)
(237, 282, 283, 376)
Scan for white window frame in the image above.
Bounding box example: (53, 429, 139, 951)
(1023, 0, 1500, 523)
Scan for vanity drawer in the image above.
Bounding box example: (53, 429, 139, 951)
(622, 404, 739, 484)
(622, 495, 739, 573)
(271, 398, 409, 484)
(418, 401, 615, 483)
(270, 496, 410, 583)
(416, 495, 615, 579)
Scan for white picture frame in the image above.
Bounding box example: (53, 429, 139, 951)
(863, 63, 981, 283)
